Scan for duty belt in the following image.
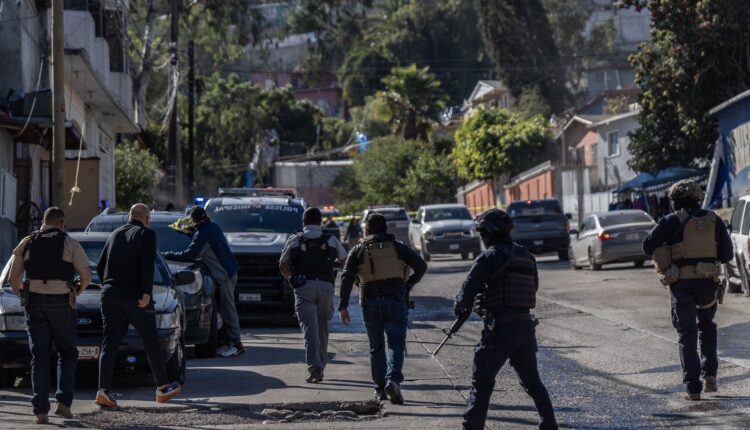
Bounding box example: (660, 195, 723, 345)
(678, 263, 720, 280)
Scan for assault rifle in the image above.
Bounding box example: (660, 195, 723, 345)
(432, 309, 471, 356)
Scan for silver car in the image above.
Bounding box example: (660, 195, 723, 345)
(360, 206, 410, 243)
(569, 210, 655, 270)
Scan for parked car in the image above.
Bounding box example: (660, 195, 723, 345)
(568, 210, 655, 270)
(204, 189, 304, 323)
(360, 206, 410, 244)
(507, 199, 571, 261)
(726, 197, 750, 295)
(409, 204, 481, 262)
(0, 232, 189, 387)
(86, 211, 218, 358)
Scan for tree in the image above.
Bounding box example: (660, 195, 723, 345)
(399, 151, 457, 208)
(513, 86, 552, 120)
(115, 143, 161, 209)
(352, 137, 423, 206)
(452, 108, 551, 181)
(475, 0, 569, 113)
(331, 165, 364, 214)
(375, 65, 448, 140)
(620, 0, 750, 173)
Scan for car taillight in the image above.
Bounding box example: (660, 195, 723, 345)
(598, 232, 614, 241)
(747, 238, 750, 255)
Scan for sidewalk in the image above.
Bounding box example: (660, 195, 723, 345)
(0, 315, 466, 429)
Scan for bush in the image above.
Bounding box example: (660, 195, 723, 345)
(115, 142, 160, 209)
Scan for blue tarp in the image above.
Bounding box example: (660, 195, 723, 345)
(614, 168, 709, 193)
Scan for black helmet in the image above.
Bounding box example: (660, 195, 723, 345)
(475, 209, 513, 236)
(189, 206, 209, 224)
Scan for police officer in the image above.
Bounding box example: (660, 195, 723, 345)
(279, 207, 348, 383)
(642, 180, 733, 400)
(455, 209, 557, 430)
(339, 212, 427, 404)
(8, 207, 92, 424)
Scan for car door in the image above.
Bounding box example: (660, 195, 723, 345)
(730, 200, 746, 258)
(738, 201, 750, 266)
(575, 217, 594, 264)
(571, 218, 587, 264)
(410, 209, 423, 249)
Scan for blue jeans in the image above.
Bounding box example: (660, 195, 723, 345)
(463, 320, 557, 430)
(670, 281, 718, 394)
(362, 292, 408, 390)
(24, 293, 79, 415)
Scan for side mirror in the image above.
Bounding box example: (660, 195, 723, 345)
(565, 213, 573, 220)
(569, 229, 579, 239)
(174, 270, 196, 286)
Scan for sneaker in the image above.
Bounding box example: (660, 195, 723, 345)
(704, 376, 717, 393)
(685, 392, 701, 401)
(218, 345, 240, 357)
(95, 389, 118, 408)
(156, 382, 182, 403)
(306, 371, 323, 384)
(54, 403, 73, 419)
(385, 381, 404, 405)
(373, 389, 388, 401)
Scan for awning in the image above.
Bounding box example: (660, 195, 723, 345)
(615, 168, 709, 194)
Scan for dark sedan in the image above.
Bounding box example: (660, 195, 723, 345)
(0, 233, 189, 387)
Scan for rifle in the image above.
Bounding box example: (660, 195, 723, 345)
(718, 278, 727, 304)
(433, 309, 471, 356)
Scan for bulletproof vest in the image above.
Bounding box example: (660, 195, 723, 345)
(670, 211, 718, 261)
(25, 229, 75, 282)
(482, 244, 538, 310)
(290, 232, 336, 281)
(356, 239, 409, 285)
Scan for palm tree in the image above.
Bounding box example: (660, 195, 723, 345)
(376, 65, 448, 140)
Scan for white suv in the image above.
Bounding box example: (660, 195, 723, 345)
(727, 197, 750, 295)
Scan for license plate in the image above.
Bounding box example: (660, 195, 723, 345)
(626, 233, 640, 241)
(533, 240, 544, 246)
(77, 346, 100, 360)
(239, 293, 262, 302)
(449, 244, 460, 250)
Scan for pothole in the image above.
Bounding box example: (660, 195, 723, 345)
(78, 400, 383, 428)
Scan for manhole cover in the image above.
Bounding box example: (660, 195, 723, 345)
(79, 401, 383, 428)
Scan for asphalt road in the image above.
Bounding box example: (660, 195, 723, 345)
(3, 254, 750, 429)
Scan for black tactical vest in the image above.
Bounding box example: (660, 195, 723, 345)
(290, 232, 337, 282)
(482, 243, 538, 310)
(25, 229, 76, 282)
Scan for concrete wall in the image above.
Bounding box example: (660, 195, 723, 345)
(65, 159, 100, 230)
(0, 0, 42, 98)
(273, 160, 352, 207)
(461, 181, 496, 216)
(594, 113, 639, 189)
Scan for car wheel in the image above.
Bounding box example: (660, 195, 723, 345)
(194, 304, 218, 359)
(166, 333, 186, 385)
(730, 255, 745, 294)
(569, 249, 581, 270)
(740, 258, 750, 297)
(634, 260, 645, 268)
(420, 240, 431, 262)
(588, 249, 601, 271)
(558, 250, 569, 261)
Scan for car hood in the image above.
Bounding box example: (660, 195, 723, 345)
(0, 286, 174, 314)
(225, 232, 289, 254)
(423, 219, 475, 232)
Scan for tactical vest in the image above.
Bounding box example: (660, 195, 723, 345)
(290, 232, 337, 282)
(653, 210, 720, 286)
(25, 229, 75, 282)
(482, 244, 538, 310)
(356, 239, 409, 285)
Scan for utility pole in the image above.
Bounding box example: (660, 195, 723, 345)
(187, 39, 195, 197)
(51, 0, 66, 207)
(167, 0, 179, 201)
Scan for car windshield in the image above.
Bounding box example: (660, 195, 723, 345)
(424, 207, 471, 222)
(79, 241, 169, 285)
(380, 210, 409, 222)
(598, 212, 654, 227)
(150, 222, 193, 253)
(87, 221, 125, 232)
(207, 202, 303, 234)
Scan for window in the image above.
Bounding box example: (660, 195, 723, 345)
(608, 131, 620, 157)
(731, 201, 746, 232)
(742, 204, 750, 235)
(580, 217, 593, 232)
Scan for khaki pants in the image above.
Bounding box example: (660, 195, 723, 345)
(293, 280, 335, 375)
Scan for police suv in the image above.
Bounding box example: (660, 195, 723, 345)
(205, 188, 304, 323)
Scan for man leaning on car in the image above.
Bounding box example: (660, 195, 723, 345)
(8, 207, 92, 424)
(95, 203, 182, 408)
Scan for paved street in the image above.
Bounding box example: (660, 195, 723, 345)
(2, 255, 750, 429)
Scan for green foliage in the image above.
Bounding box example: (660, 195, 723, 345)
(331, 165, 364, 214)
(513, 86, 552, 120)
(400, 151, 457, 207)
(475, 0, 569, 113)
(353, 137, 423, 206)
(115, 143, 161, 209)
(452, 108, 551, 181)
(349, 96, 392, 139)
(320, 117, 356, 151)
(374, 65, 448, 140)
(603, 96, 631, 115)
(620, 0, 750, 173)
(338, 47, 393, 107)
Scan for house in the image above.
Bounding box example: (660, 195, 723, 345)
(0, 0, 137, 257)
(590, 109, 640, 189)
(558, 115, 608, 170)
(250, 71, 343, 118)
(462, 80, 512, 117)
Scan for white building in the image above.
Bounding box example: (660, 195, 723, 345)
(590, 109, 640, 189)
(462, 80, 512, 117)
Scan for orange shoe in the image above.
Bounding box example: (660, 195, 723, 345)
(156, 382, 182, 403)
(95, 389, 118, 408)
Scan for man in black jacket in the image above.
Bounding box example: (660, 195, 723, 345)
(95, 204, 181, 407)
(339, 213, 427, 404)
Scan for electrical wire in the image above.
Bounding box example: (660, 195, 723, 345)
(13, 55, 45, 138)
